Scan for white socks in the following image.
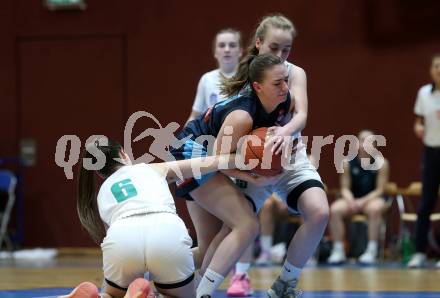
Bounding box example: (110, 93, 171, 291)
(194, 270, 203, 289)
(365, 241, 378, 254)
(196, 269, 224, 298)
(260, 235, 273, 253)
(235, 262, 250, 275)
(280, 260, 302, 282)
(332, 241, 344, 253)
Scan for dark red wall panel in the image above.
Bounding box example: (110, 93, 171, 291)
(1, 0, 439, 246)
(19, 37, 124, 246)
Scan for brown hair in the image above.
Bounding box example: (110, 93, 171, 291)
(77, 137, 124, 243)
(221, 14, 295, 97)
(220, 53, 284, 96)
(212, 28, 242, 54)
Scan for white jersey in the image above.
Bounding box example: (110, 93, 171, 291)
(193, 62, 292, 113)
(192, 69, 234, 113)
(414, 84, 440, 147)
(284, 60, 294, 86)
(238, 62, 318, 213)
(97, 163, 176, 226)
(283, 60, 302, 141)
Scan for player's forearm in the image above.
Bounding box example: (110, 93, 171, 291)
(362, 188, 384, 203)
(341, 188, 354, 201)
(282, 111, 307, 136)
(220, 169, 256, 183)
(166, 154, 238, 181)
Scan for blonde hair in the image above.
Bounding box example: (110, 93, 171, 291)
(254, 14, 296, 45)
(221, 14, 296, 96)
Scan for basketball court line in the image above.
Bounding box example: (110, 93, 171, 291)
(2, 289, 440, 298)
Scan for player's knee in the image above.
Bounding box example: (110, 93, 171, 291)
(366, 206, 382, 218)
(242, 216, 260, 238)
(311, 203, 329, 229)
(330, 203, 343, 217)
(197, 232, 217, 250)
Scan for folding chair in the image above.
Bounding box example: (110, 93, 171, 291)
(0, 170, 17, 249)
(396, 181, 440, 251)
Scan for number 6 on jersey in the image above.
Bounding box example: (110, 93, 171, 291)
(111, 179, 138, 202)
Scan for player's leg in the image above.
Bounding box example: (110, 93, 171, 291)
(147, 213, 196, 298)
(226, 243, 254, 297)
(268, 184, 328, 298)
(190, 173, 259, 297)
(226, 186, 271, 297)
(285, 185, 328, 267)
(59, 282, 99, 298)
(199, 223, 231, 275)
(358, 197, 386, 264)
(328, 198, 352, 263)
(186, 200, 222, 269)
(101, 279, 153, 298)
(268, 164, 329, 298)
(100, 217, 150, 298)
(255, 197, 276, 265)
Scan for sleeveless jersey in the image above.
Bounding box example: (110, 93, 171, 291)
(349, 157, 378, 198)
(183, 90, 291, 141)
(284, 60, 294, 86)
(192, 69, 235, 113)
(97, 163, 176, 226)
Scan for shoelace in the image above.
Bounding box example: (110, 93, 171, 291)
(285, 286, 303, 298)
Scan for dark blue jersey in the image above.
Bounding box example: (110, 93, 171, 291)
(349, 157, 378, 198)
(182, 90, 291, 141)
(171, 91, 290, 199)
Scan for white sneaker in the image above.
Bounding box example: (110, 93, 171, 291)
(407, 253, 426, 268)
(306, 256, 317, 267)
(255, 251, 271, 266)
(270, 243, 287, 264)
(327, 249, 346, 264)
(436, 260, 440, 268)
(358, 250, 377, 264)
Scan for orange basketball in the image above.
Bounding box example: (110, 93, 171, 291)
(243, 127, 282, 176)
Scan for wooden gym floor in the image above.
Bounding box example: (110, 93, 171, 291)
(0, 248, 439, 298)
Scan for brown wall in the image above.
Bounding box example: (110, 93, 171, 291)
(1, 0, 440, 246)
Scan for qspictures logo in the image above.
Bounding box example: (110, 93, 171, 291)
(54, 111, 386, 180)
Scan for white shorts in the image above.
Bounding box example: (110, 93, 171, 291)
(237, 153, 324, 214)
(101, 212, 194, 290)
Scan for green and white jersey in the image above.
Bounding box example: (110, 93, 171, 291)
(97, 163, 176, 226)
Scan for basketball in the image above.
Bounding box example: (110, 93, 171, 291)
(243, 127, 283, 176)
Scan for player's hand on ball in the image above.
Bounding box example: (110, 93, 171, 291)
(266, 126, 297, 156)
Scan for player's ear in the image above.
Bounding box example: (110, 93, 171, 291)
(252, 81, 262, 93)
(119, 149, 132, 165)
(255, 37, 262, 50)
